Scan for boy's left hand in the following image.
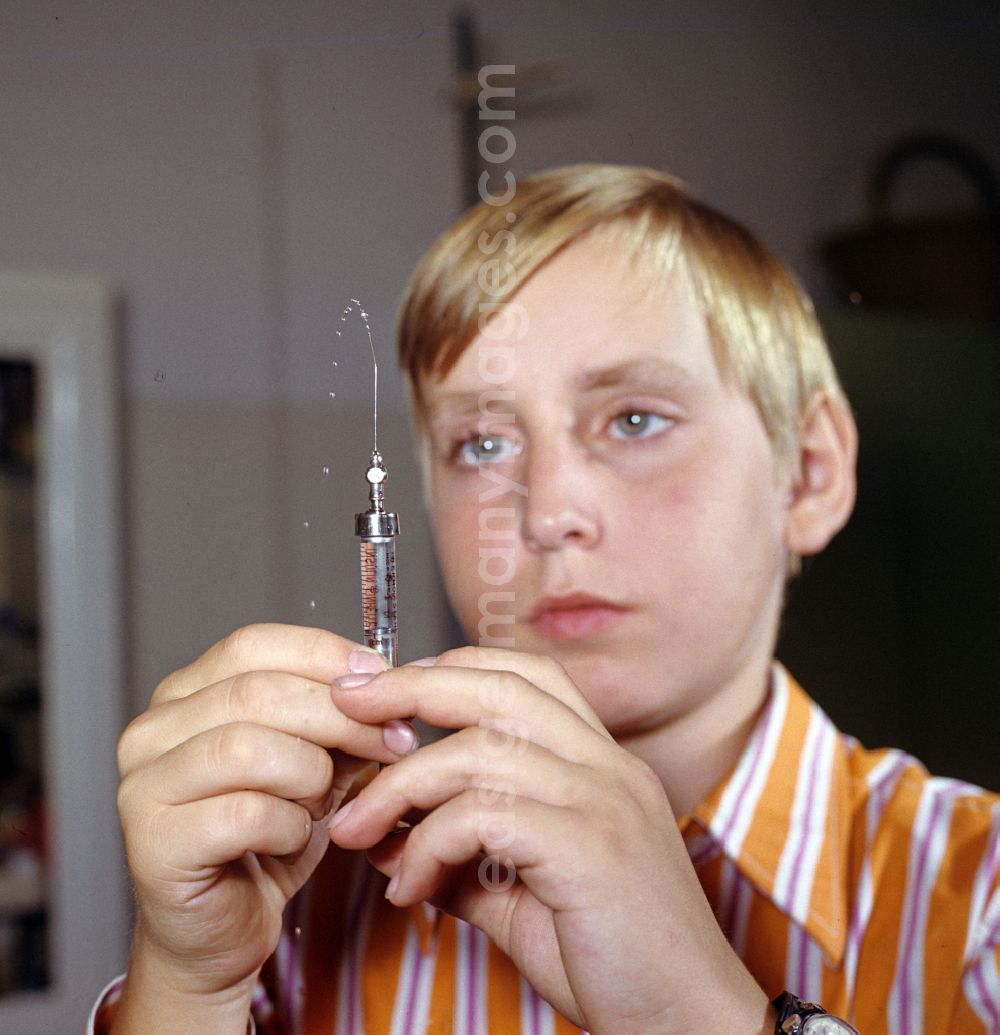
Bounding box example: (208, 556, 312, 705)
(328, 647, 770, 1034)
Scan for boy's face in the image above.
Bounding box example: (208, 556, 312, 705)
(420, 234, 790, 737)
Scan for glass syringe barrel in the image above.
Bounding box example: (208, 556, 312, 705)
(355, 451, 399, 667)
(358, 535, 397, 665)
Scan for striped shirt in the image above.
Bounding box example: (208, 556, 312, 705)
(91, 665, 1000, 1033)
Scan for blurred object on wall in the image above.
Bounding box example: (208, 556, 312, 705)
(0, 363, 38, 622)
(0, 361, 46, 997)
(0, 273, 126, 1029)
(821, 135, 1000, 320)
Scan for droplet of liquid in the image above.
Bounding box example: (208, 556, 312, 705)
(294, 926, 302, 938)
(322, 465, 330, 475)
(303, 521, 310, 529)
(332, 360, 338, 366)
(309, 600, 316, 610)
(329, 392, 336, 399)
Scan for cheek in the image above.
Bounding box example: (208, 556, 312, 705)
(429, 485, 508, 620)
(636, 434, 785, 574)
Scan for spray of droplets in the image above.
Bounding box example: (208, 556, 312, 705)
(336, 298, 379, 452)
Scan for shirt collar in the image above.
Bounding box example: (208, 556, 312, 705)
(684, 664, 851, 966)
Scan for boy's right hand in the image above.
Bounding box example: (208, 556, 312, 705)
(112, 624, 414, 1030)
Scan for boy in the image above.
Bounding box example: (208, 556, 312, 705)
(95, 165, 1000, 1033)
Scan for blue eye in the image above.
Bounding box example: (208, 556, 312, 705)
(455, 434, 520, 466)
(610, 411, 671, 439)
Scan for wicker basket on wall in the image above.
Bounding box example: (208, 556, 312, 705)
(822, 135, 1000, 320)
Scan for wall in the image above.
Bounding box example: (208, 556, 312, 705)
(0, 0, 996, 1002)
(2, 2, 996, 704)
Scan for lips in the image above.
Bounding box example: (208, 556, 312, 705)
(528, 592, 629, 641)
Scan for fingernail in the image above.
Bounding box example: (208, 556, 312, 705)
(383, 719, 419, 755)
(386, 870, 401, 901)
(335, 672, 375, 689)
(328, 798, 356, 830)
(407, 656, 438, 667)
(348, 648, 389, 674)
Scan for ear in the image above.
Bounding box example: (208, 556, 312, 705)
(784, 391, 858, 557)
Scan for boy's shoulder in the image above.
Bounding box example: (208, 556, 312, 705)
(843, 735, 1000, 844)
(760, 667, 998, 915)
(841, 727, 1000, 954)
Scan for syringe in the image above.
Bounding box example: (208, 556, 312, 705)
(355, 449, 399, 666)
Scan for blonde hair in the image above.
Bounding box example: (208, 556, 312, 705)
(397, 163, 845, 477)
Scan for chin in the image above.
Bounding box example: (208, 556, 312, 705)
(558, 658, 640, 722)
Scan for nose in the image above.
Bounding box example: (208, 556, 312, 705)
(520, 444, 601, 552)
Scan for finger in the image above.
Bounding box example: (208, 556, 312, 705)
(328, 729, 586, 849)
(258, 818, 333, 901)
(326, 751, 381, 810)
(119, 668, 414, 776)
(122, 722, 336, 820)
(362, 817, 578, 1024)
(435, 646, 607, 733)
(133, 791, 316, 875)
(365, 826, 410, 877)
(152, 623, 363, 705)
(382, 792, 589, 913)
(331, 662, 610, 761)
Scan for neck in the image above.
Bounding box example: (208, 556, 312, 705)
(618, 656, 774, 819)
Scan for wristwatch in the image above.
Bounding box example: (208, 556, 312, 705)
(771, 991, 860, 1034)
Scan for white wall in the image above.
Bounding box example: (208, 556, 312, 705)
(4, 3, 996, 405)
(0, 0, 996, 1005)
(4, 2, 995, 699)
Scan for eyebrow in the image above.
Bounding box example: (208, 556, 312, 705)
(423, 392, 486, 429)
(423, 358, 702, 424)
(574, 358, 698, 392)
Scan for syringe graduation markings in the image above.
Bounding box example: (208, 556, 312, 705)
(355, 449, 399, 667)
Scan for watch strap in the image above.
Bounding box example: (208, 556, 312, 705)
(771, 990, 859, 1034)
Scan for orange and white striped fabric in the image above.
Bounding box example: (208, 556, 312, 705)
(91, 665, 1000, 1034)
(685, 666, 1000, 1034)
